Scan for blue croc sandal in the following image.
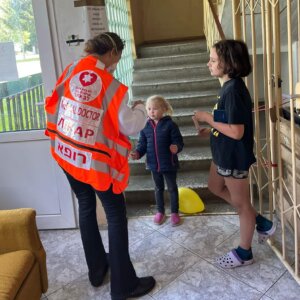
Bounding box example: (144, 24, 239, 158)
(216, 249, 254, 269)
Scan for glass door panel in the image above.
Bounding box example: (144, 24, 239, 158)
(0, 0, 45, 132)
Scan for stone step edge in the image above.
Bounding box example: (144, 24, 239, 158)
(171, 108, 212, 117)
(132, 78, 215, 87)
(130, 155, 212, 166)
(138, 39, 206, 49)
(124, 188, 225, 205)
(129, 126, 210, 138)
(132, 78, 217, 87)
(132, 91, 218, 100)
(127, 171, 209, 191)
(133, 75, 211, 82)
(135, 52, 208, 62)
(126, 182, 209, 192)
(129, 145, 212, 163)
(134, 62, 209, 70)
(133, 64, 208, 73)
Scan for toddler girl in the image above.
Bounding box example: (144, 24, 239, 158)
(131, 95, 184, 226)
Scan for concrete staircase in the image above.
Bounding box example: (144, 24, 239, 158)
(125, 39, 227, 213)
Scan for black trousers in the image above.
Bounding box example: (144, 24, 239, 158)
(64, 171, 138, 298)
(151, 170, 179, 214)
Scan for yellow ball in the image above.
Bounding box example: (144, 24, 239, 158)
(178, 187, 205, 214)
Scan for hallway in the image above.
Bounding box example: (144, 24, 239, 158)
(39, 214, 300, 299)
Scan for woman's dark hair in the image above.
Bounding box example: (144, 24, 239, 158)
(213, 39, 252, 78)
(84, 32, 125, 56)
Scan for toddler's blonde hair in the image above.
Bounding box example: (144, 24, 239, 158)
(146, 95, 173, 116)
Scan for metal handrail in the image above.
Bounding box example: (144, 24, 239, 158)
(207, 0, 226, 40)
(0, 83, 45, 132)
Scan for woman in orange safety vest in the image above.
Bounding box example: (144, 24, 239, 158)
(45, 32, 155, 300)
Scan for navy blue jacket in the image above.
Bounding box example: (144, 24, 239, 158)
(135, 116, 184, 172)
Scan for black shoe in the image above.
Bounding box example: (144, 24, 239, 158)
(111, 276, 156, 300)
(128, 276, 155, 298)
(88, 263, 109, 287)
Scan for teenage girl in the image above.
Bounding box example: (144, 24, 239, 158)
(193, 40, 276, 268)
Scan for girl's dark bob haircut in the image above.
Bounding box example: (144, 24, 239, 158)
(213, 39, 252, 78)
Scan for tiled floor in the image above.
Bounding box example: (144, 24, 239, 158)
(39, 214, 300, 300)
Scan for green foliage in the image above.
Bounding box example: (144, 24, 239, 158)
(0, 0, 37, 52)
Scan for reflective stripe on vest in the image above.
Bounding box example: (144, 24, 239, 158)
(50, 138, 124, 182)
(47, 78, 129, 158)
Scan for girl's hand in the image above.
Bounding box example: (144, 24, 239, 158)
(192, 115, 201, 131)
(193, 110, 209, 123)
(192, 116, 210, 138)
(169, 144, 178, 154)
(130, 151, 139, 160)
(197, 127, 211, 138)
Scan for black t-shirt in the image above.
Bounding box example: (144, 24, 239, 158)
(210, 77, 256, 170)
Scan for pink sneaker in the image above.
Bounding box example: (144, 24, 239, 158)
(171, 213, 182, 226)
(153, 212, 166, 225)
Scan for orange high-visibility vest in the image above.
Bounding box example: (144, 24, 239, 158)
(45, 56, 131, 194)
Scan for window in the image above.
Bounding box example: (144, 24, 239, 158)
(0, 0, 45, 133)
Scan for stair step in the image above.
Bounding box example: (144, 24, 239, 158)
(132, 78, 219, 97)
(130, 124, 209, 141)
(168, 93, 217, 109)
(130, 159, 212, 176)
(126, 169, 209, 192)
(134, 53, 209, 70)
(132, 91, 218, 108)
(124, 188, 225, 211)
(130, 125, 211, 151)
(133, 65, 211, 82)
(173, 106, 212, 115)
(170, 107, 212, 127)
(129, 145, 212, 175)
(137, 39, 207, 58)
(181, 134, 210, 147)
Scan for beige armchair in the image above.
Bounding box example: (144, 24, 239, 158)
(0, 208, 48, 300)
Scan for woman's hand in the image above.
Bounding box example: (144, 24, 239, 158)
(130, 151, 140, 160)
(131, 100, 145, 109)
(169, 144, 178, 154)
